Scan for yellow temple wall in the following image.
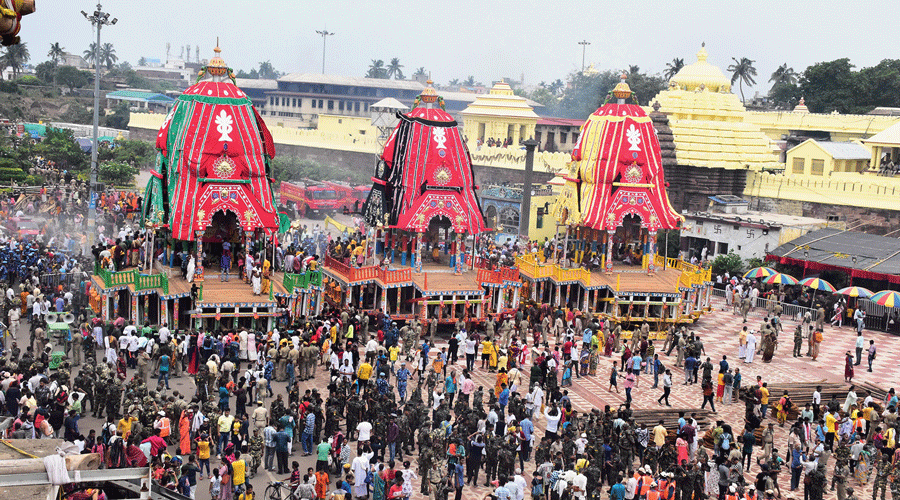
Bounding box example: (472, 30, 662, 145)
(462, 116, 536, 146)
(745, 170, 900, 210)
(745, 111, 900, 142)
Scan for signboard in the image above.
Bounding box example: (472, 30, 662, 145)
(88, 191, 99, 209)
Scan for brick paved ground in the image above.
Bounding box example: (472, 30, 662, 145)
(58, 296, 897, 500)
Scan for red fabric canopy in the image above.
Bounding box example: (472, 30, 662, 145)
(380, 106, 486, 234)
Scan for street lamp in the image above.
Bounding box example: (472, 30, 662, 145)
(315, 28, 334, 74)
(82, 3, 116, 245)
(578, 40, 590, 72)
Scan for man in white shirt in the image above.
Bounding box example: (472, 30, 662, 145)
(356, 421, 372, 445)
(158, 323, 170, 344)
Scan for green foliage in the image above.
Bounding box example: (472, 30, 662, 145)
(745, 257, 765, 270)
(0, 80, 19, 93)
(98, 138, 154, 169)
(366, 60, 387, 79)
(272, 156, 369, 185)
(523, 69, 666, 119)
(103, 102, 130, 130)
(658, 229, 682, 258)
(34, 60, 57, 84)
(387, 58, 404, 80)
(17, 75, 42, 86)
(66, 101, 93, 125)
(710, 251, 745, 276)
(236, 68, 259, 79)
(0, 166, 26, 181)
(799, 59, 860, 114)
(258, 61, 277, 79)
(768, 82, 801, 110)
(727, 57, 758, 103)
(0, 43, 30, 79)
(33, 127, 87, 170)
(54, 65, 91, 91)
(24, 175, 41, 185)
(98, 160, 137, 186)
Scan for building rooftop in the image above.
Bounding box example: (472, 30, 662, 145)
(370, 97, 407, 110)
(669, 44, 731, 93)
(537, 117, 584, 127)
(791, 139, 870, 160)
(105, 90, 175, 103)
(235, 78, 278, 90)
(770, 227, 900, 276)
(686, 209, 828, 229)
(865, 121, 900, 147)
(279, 73, 425, 90)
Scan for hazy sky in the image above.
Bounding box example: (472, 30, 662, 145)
(27, 0, 900, 95)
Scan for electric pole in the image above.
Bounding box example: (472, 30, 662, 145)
(82, 3, 117, 245)
(316, 29, 334, 74)
(578, 40, 590, 72)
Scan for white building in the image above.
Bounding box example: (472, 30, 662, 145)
(681, 195, 831, 262)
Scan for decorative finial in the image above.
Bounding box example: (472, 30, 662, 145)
(702, 41, 705, 47)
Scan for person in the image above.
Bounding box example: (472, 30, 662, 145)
(867, 340, 877, 372)
(744, 331, 756, 364)
(657, 369, 672, 407)
(274, 424, 290, 474)
(844, 352, 854, 382)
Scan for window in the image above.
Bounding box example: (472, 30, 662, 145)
(535, 131, 542, 143)
(292, 98, 297, 107)
(499, 208, 520, 232)
(827, 215, 840, 222)
(560, 132, 568, 144)
(319, 99, 324, 108)
(717, 242, 728, 255)
(297, 98, 302, 108)
(536, 213, 544, 229)
(792, 157, 805, 174)
(328, 100, 334, 110)
(355, 102, 360, 113)
(311, 100, 317, 109)
(811, 159, 825, 176)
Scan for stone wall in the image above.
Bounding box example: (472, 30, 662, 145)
(664, 164, 748, 213)
(751, 197, 900, 235)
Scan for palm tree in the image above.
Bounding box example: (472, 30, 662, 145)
(448, 78, 460, 86)
(387, 58, 404, 80)
(137, 56, 147, 66)
(48, 42, 64, 63)
(464, 76, 475, 86)
(83, 43, 97, 68)
(769, 63, 798, 86)
(664, 58, 684, 80)
(727, 57, 758, 103)
(100, 43, 117, 70)
(413, 66, 427, 79)
(366, 59, 387, 79)
(0, 43, 29, 79)
(628, 65, 641, 76)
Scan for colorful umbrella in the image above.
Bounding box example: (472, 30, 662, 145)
(743, 267, 777, 279)
(799, 277, 836, 292)
(870, 290, 900, 308)
(834, 286, 874, 298)
(762, 273, 799, 286)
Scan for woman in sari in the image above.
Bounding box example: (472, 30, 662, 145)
(261, 257, 271, 294)
(605, 331, 615, 357)
(776, 392, 792, 427)
(488, 341, 498, 371)
(589, 346, 600, 376)
(372, 464, 386, 500)
(845, 351, 854, 382)
(494, 368, 508, 396)
(179, 409, 191, 455)
(561, 357, 573, 387)
(761, 331, 777, 363)
(251, 267, 262, 295)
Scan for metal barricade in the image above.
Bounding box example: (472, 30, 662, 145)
(858, 299, 894, 331)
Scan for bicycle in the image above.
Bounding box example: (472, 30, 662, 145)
(264, 481, 297, 500)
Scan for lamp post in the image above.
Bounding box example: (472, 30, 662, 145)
(578, 40, 590, 72)
(315, 29, 334, 74)
(82, 3, 116, 245)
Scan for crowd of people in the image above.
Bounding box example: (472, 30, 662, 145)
(2, 282, 898, 500)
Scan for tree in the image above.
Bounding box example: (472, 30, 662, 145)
(54, 65, 90, 91)
(727, 57, 757, 103)
(48, 42, 64, 63)
(258, 60, 277, 79)
(236, 68, 259, 79)
(66, 101, 93, 125)
(34, 60, 57, 84)
(464, 76, 475, 86)
(710, 251, 745, 276)
(799, 58, 857, 113)
(98, 160, 137, 186)
(413, 66, 427, 79)
(33, 128, 87, 170)
(664, 58, 684, 80)
(100, 43, 117, 70)
(0, 43, 29, 79)
(103, 102, 130, 130)
(365, 59, 387, 79)
(137, 56, 147, 66)
(83, 42, 97, 67)
(768, 82, 801, 110)
(448, 78, 460, 86)
(387, 58, 404, 80)
(769, 63, 798, 87)
(628, 65, 641, 76)
(116, 61, 131, 71)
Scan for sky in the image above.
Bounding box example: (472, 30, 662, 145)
(25, 0, 900, 95)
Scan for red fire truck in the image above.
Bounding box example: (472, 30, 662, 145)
(279, 180, 363, 218)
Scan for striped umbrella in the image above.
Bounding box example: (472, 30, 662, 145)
(834, 286, 874, 298)
(762, 273, 799, 286)
(870, 290, 900, 308)
(799, 277, 836, 292)
(743, 267, 777, 279)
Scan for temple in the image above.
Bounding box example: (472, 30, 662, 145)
(518, 75, 713, 327)
(90, 47, 320, 331)
(321, 83, 523, 322)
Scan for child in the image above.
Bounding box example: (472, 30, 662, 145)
(289, 461, 302, 490)
(209, 469, 221, 499)
(237, 484, 254, 500)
